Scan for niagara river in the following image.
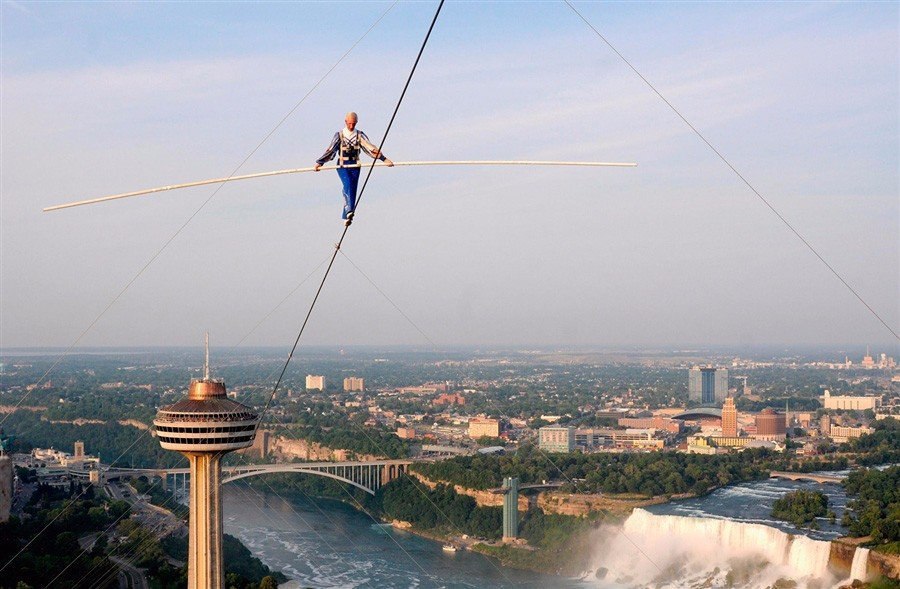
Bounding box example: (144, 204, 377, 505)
(221, 476, 871, 589)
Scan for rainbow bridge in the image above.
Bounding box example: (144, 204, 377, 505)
(769, 471, 845, 484)
(99, 459, 413, 495)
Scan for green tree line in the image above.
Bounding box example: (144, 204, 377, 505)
(412, 445, 775, 497)
(841, 466, 900, 546)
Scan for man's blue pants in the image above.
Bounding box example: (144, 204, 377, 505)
(337, 166, 360, 219)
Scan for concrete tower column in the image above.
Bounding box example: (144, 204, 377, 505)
(187, 452, 224, 589)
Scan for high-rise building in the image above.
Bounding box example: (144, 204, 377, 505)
(73, 440, 85, 458)
(715, 369, 729, 403)
(539, 426, 576, 452)
(502, 476, 519, 541)
(343, 377, 365, 392)
(689, 366, 729, 405)
(688, 367, 702, 402)
(722, 397, 738, 437)
(153, 340, 258, 589)
(305, 375, 325, 391)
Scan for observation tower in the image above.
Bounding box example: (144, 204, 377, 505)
(153, 336, 258, 589)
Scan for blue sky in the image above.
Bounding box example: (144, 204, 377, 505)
(2, 1, 898, 350)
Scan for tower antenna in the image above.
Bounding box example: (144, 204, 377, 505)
(204, 332, 210, 381)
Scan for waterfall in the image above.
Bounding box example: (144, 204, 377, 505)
(589, 509, 838, 589)
(849, 547, 869, 582)
(785, 534, 832, 577)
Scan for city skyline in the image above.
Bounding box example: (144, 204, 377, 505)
(1, 341, 895, 586)
(3, 2, 898, 349)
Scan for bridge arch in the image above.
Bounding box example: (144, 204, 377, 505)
(222, 466, 377, 495)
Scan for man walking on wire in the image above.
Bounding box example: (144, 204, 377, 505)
(315, 112, 393, 225)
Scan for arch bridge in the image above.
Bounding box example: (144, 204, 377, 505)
(769, 471, 845, 484)
(104, 460, 412, 495)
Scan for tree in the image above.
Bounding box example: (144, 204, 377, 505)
(55, 531, 79, 554)
(772, 490, 828, 527)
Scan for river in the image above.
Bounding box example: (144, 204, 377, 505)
(221, 475, 865, 589)
(221, 485, 587, 589)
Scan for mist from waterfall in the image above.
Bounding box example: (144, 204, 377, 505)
(586, 509, 846, 589)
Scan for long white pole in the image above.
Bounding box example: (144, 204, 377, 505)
(42, 160, 637, 212)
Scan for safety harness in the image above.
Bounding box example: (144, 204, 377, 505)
(338, 130, 361, 166)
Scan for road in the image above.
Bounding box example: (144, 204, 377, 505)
(110, 556, 149, 589)
(78, 532, 99, 550)
(11, 482, 36, 516)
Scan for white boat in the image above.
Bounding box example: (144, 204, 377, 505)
(442, 544, 457, 553)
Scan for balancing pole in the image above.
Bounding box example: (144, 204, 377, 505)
(42, 160, 637, 212)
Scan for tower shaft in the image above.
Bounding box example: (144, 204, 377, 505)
(186, 452, 224, 589)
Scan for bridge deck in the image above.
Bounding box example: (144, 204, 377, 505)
(105, 459, 413, 477)
(769, 471, 845, 484)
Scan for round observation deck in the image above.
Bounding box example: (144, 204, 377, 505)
(154, 378, 259, 453)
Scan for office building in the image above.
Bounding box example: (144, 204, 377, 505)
(154, 341, 258, 589)
(305, 375, 325, 391)
(539, 426, 576, 453)
(468, 417, 500, 439)
(722, 397, 738, 437)
(830, 425, 873, 443)
(343, 377, 365, 392)
(575, 428, 665, 450)
(689, 366, 728, 405)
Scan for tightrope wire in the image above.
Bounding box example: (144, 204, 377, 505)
(258, 0, 445, 424)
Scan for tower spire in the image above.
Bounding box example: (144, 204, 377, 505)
(204, 332, 210, 381)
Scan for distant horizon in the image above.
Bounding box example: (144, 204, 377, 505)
(1, 342, 896, 357)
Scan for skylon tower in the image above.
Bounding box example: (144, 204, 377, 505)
(153, 336, 258, 589)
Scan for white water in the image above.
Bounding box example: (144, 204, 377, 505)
(849, 547, 869, 582)
(588, 509, 838, 589)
